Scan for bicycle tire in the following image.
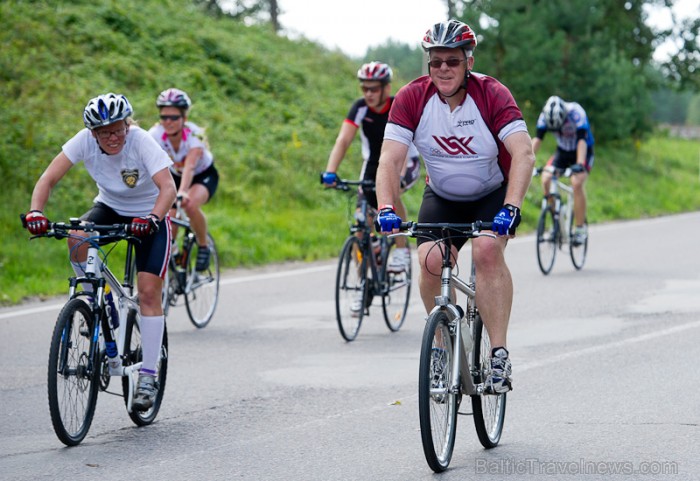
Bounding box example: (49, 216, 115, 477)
(47, 298, 99, 446)
(471, 314, 507, 448)
(184, 233, 220, 328)
(122, 309, 168, 426)
(569, 217, 588, 270)
(335, 235, 367, 342)
(418, 310, 458, 473)
(536, 206, 557, 275)
(381, 239, 411, 332)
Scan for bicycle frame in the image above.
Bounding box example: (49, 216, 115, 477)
(427, 232, 484, 397)
(67, 231, 143, 409)
(539, 166, 574, 244)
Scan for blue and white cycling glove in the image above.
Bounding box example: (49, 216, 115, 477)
(492, 204, 521, 236)
(376, 205, 402, 232)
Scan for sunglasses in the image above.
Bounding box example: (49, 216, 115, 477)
(361, 86, 382, 94)
(160, 115, 182, 121)
(428, 58, 466, 69)
(95, 128, 127, 139)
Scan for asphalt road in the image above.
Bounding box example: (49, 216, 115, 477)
(1, 212, 699, 480)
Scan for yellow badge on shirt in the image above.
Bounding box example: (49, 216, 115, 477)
(121, 169, 139, 188)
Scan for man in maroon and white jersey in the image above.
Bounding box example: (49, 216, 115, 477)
(376, 19, 535, 394)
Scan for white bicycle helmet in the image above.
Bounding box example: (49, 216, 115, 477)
(156, 88, 192, 109)
(543, 95, 568, 130)
(83, 93, 133, 130)
(357, 62, 393, 84)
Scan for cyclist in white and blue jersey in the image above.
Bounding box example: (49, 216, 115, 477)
(532, 95, 594, 244)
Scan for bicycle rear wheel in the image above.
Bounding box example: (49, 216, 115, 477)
(122, 309, 168, 425)
(381, 240, 412, 332)
(471, 314, 506, 448)
(335, 235, 367, 342)
(569, 217, 588, 270)
(418, 310, 458, 473)
(536, 206, 557, 275)
(184, 233, 220, 328)
(47, 298, 99, 446)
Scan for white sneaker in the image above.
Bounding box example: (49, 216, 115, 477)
(350, 295, 363, 318)
(573, 225, 588, 246)
(388, 247, 410, 273)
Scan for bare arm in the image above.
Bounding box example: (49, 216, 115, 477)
(531, 136, 542, 156)
(376, 139, 409, 213)
(178, 147, 203, 196)
(503, 131, 536, 208)
(325, 122, 358, 174)
(150, 168, 177, 220)
(30, 152, 74, 212)
(576, 138, 587, 166)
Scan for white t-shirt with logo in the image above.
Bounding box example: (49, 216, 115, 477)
(61, 126, 173, 217)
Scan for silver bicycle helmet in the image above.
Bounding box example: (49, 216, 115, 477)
(156, 88, 192, 109)
(357, 61, 393, 83)
(83, 93, 133, 130)
(422, 20, 477, 52)
(543, 96, 568, 130)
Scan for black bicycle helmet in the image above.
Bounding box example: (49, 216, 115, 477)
(421, 20, 477, 52)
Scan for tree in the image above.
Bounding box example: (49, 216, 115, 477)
(453, 0, 673, 141)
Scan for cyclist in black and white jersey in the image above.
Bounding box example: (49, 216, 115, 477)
(532, 95, 594, 244)
(322, 61, 420, 274)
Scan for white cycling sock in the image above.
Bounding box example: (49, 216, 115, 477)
(139, 315, 165, 374)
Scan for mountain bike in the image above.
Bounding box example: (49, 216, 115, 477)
(533, 166, 588, 275)
(21, 216, 168, 446)
(162, 196, 220, 328)
(396, 220, 506, 473)
(330, 179, 412, 342)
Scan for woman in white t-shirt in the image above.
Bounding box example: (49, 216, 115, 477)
(24, 93, 176, 412)
(149, 88, 219, 272)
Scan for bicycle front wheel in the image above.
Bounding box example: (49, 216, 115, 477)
(122, 309, 168, 426)
(471, 314, 507, 448)
(381, 240, 412, 332)
(536, 206, 557, 275)
(335, 235, 367, 342)
(569, 218, 588, 270)
(47, 298, 99, 446)
(184, 233, 220, 328)
(418, 310, 458, 473)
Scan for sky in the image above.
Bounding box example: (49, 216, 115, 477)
(278, 0, 699, 60)
(278, 0, 448, 58)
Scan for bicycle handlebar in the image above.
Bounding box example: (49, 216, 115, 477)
(396, 220, 496, 240)
(532, 166, 573, 178)
(324, 178, 376, 192)
(20, 214, 137, 242)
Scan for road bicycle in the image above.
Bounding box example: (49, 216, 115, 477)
(330, 179, 412, 342)
(533, 166, 588, 275)
(162, 196, 220, 328)
(22, 217, 168, 446)
(396, 220, 506, 473)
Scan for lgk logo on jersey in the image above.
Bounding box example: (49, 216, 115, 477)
(432, 135, 477, 155)
(121, 169, 139, 188)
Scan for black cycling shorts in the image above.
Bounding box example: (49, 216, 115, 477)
(416, 184, 506, 250)
(80, 202, 171, 279)
(173, 163, 219, 201)
(548, 146, 594, 172)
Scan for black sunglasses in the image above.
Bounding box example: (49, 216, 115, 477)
(428, 58, 466, 69)
(160, 115, 182, 121)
